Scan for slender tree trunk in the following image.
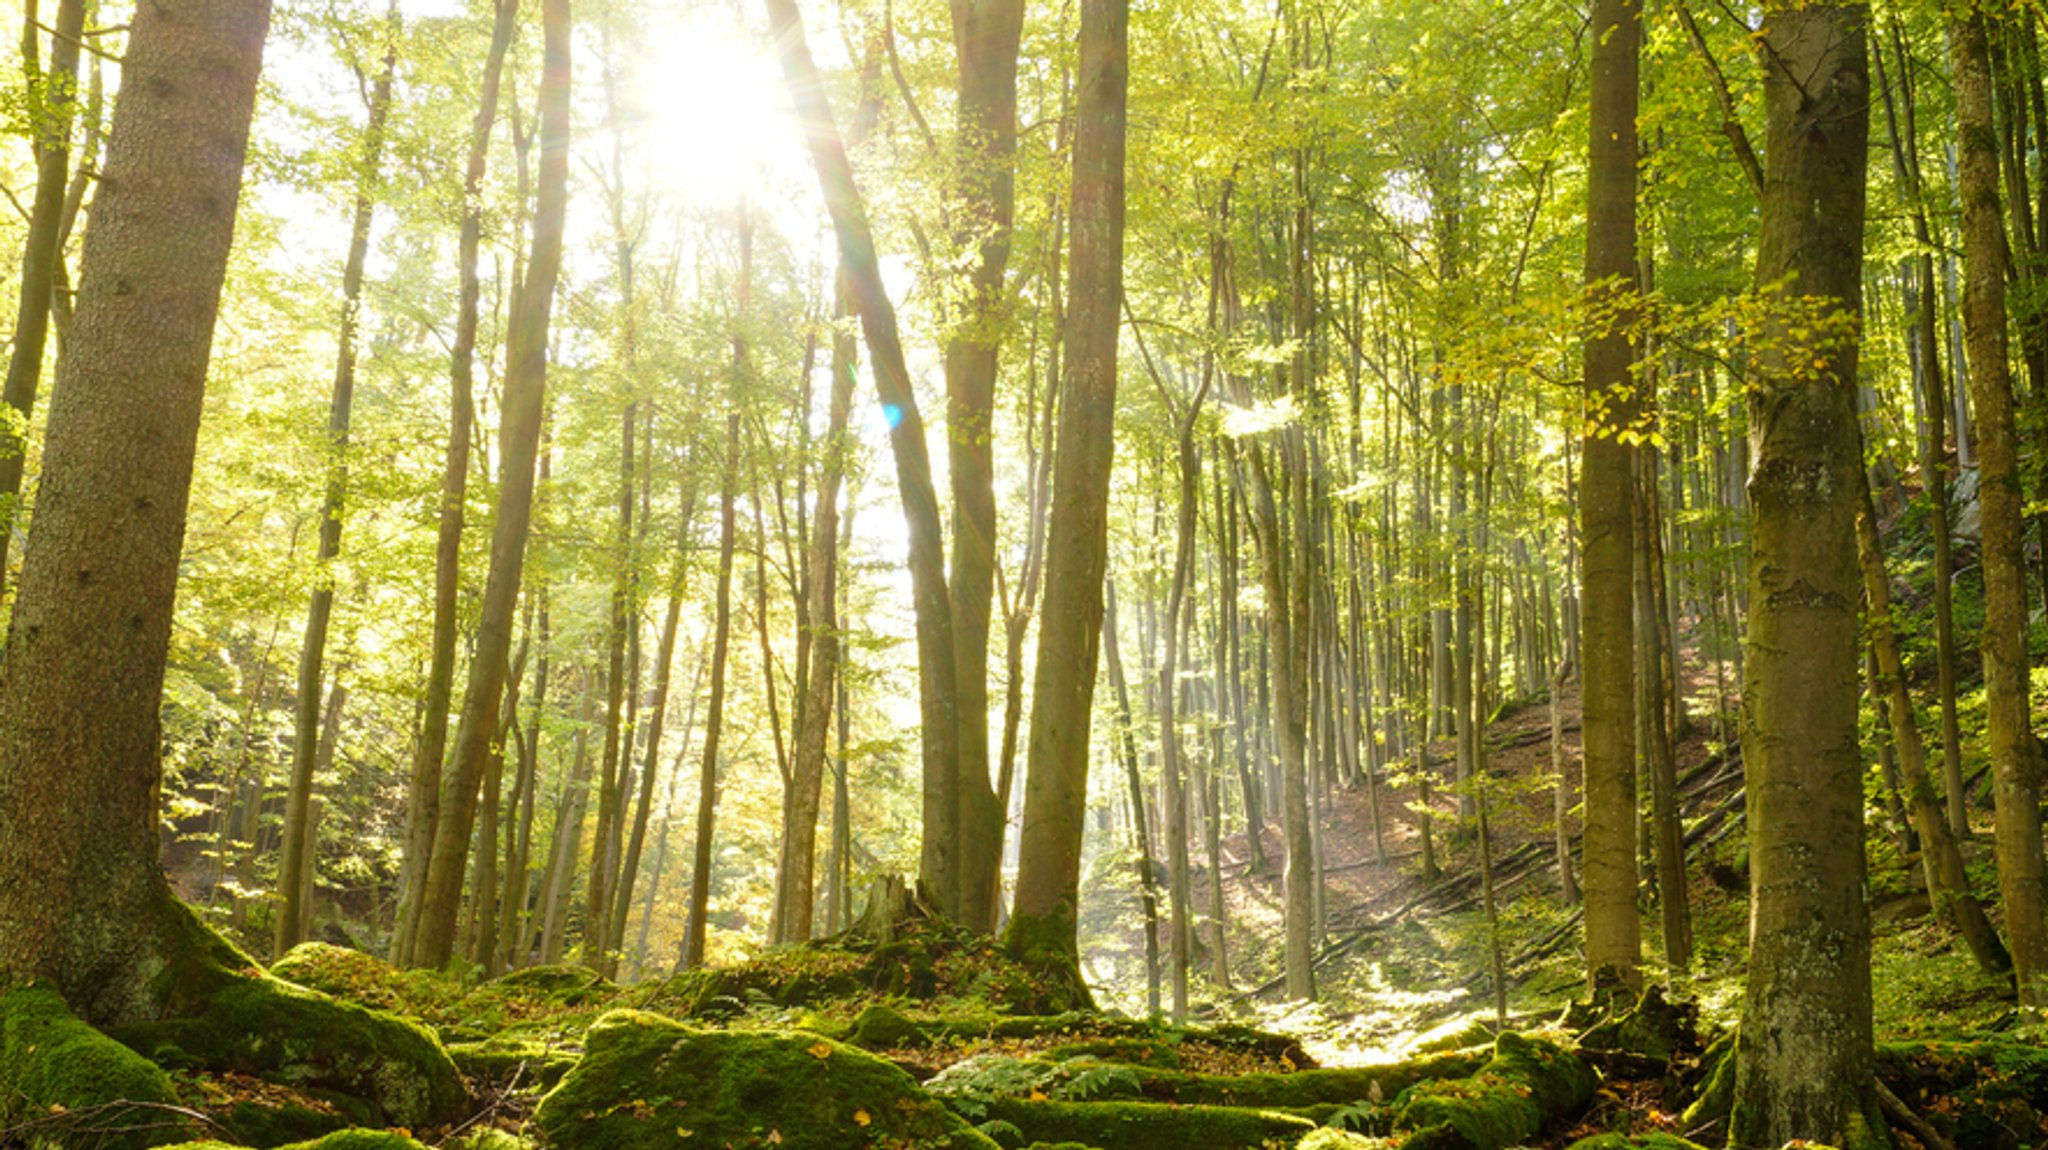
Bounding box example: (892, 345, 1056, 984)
(1730, 2, 1886, 1141)
(945, 0, 1026, 933)
(1953, 7, 2048, 1006)
(1854, 479, 2011, 975)
(278, 18, 396, 958)
(411, 0, 570, 969)
(1103, 580, 1162, 1018)
(393, 0, 516, 969)
(681, 412, 741, 971)
(0, 0, 85, 592)
(765, 0, 965, 920)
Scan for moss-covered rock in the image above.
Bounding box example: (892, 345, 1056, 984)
(976, 1097, 1314, 1150)
(534, 1009, 999, 1150)
(491, 966, 615, 1006)
(849, 1002, 928, 1049)
(0, 984, 191, 1150)
(1389, 1033, 1594, 1150)
(114, 972, 465, 1129)
(1563, 1136, 1710, 1150)
(269, 945, 411, 1014)
(1877, 1037, 2048, 1150)
(445, 1037, 580, 1090)
(161, 1132, 433, 1150)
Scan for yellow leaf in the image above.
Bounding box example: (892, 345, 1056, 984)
(675, 1127, 693, 1138)
(853, 1109, 871, 1127)
(807, 1041, 832, 1060)
(768, 1131, 783, 1144)
(1028, 1089, 1049, 1102)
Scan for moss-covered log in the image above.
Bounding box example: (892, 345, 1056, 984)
(534, 1010, 999, 1150)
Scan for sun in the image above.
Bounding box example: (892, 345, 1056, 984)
(626, 0, 807, 211)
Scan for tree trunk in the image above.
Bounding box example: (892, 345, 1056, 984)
(1854, 479, 2011, 976)
(1730, 2, 1886, 1142)
(410, 0, 570, 970)
(680, 411, 741, 971)
(945, 0, 1026, 934)
(765, 0, 967, 924)
(278, 18, 396, 958)
(393, 0, 516, 970)
(1579, 0, 1641, 997)
(0, 0, 272, 1021)
(0, 0, 85, 591)
(1954, 8, 2048, 1006)
(1004, 0, 1125, 1002)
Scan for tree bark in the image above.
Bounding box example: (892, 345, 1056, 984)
(1579, 0, 1641, 997)
(681, 411, 740, 971)
(0, 0, 272, 1021)
(1730, 2, 1887, 1142)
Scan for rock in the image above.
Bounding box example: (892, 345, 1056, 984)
(1564, 1137, 1710, 1150)
(850, 1002, 929, 1049)
(974, 1097, 1314, 1150)
(534, 1010, 999, 1150)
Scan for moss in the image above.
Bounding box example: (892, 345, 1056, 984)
(113, 972, 465, 1128)
(274, 1133, 432, 1150)
(850, 1002, 929, 1049)
(998, 910, 1094, 1015)
(1556, 1129, 1703, 1137)
(1389, 1033, 1594, 1150)
(445, 1038, 579, 1090)
(978, 1097, 1314, 1150)
(269, 945, 410, 1014)
(1679, 1029, 1736, 1130)
(1876, 1038, 2048, 1149)
(1040, 1039, 1179, 1069)
(1126, 1051, 1486, 1108)
(0, 984, 191, 1150)
(490, 966, 615, 1006)
(212, 1097, 350, 1148)
(534, 1009, 998, 1150)
(1295, 1132, 1387, 1150)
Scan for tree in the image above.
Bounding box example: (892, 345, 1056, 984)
(1728, 0, 1886, 1141)
(392, 0, 519, 969)
(1579, 0, 1641, 997)
(409, 0, 572, 970)
(0, 0, 86, 589)
(1004, 0, 1128, 1001)
(0, 0, 273, 1017)
(1951, 4, 2048, 1007)
(277, 4, 400, 956)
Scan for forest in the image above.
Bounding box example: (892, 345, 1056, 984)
(3, 0, 2048, 1146)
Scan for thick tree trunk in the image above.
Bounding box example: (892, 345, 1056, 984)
(1003, 0, 1125, 1002)
(278, 22, 396, 958)
(1730, 3, 1886, 1143)
(1579, 0, 1641, 997)
(0, 0, 272, 1021)
(411, 0, 570, 969)
(1952, 9, 2048, 1007)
